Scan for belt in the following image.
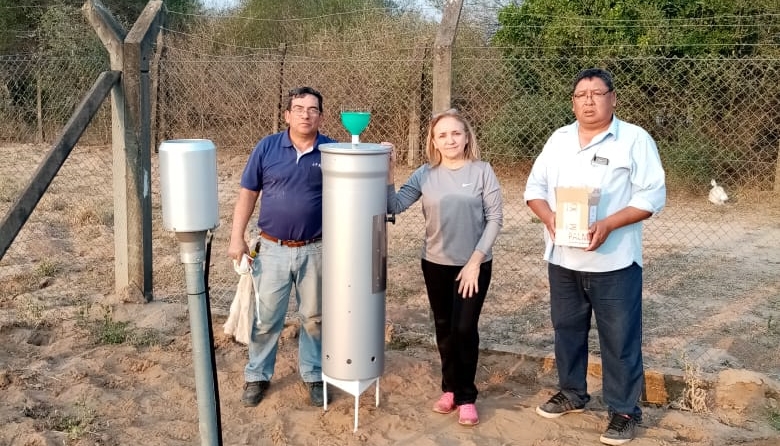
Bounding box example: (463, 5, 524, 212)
(259, 231, 321, 248)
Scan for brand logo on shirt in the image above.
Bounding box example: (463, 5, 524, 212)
(462, 183, 472, 187)
(312, 162, 321, 168)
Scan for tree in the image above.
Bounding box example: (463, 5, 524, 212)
(0, 0, 46, 54)
(492, 0, 780, 59)
(0, 1, 200, 55)
(488, 0, 780, 187)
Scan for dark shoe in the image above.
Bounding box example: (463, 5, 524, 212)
(241, 381, 270, 407)
(306, 381, 327, 407)
(600, 413, 638, 445)
(535, 391, 586, 419)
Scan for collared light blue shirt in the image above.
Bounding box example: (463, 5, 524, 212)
(523, 116, 666, 272)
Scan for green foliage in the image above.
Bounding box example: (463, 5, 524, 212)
(95, 304, 130, 345)
(51, 400, 96, 440)
(493, 0, 780, 59)
(0, 0, 46, 54)
(770, 408, 780, 431)
(660, 134, 719, 190)
(79, 303, 162, 348)
(480, 92, 572, 163)
(34, 260, 59, 278)
(489, 0, 780, 185)
(0, 0, 199, 55)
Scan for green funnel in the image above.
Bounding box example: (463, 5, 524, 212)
(340, 111, 371, 143)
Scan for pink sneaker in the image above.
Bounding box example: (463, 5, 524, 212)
(458, 403, 479, 426)
(432, 392, 456, 414)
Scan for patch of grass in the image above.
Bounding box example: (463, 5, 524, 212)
(69, 204, 113, 227)
(23, 399, 95, 440)
(386, 336, 414, 351)
(51, 400, 96, 440)
(75, 297, 92, 329)
(128, 327, 163, 348)
(767, 315, 779, 336)
(0, 261, 60, 300)
(94, 304, 131, 345)
(769, 409, 780, 431)
(84, 304, 162, 348)
(0, 176, 19, 202)
(16, 296, 46, 328)
(34, 260, 59, 278)
(71, 206, 102, 226)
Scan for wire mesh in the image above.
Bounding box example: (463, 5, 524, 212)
(1, 6, 779, 380)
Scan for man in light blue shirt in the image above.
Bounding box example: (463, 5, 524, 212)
(524, 68, 666, 446)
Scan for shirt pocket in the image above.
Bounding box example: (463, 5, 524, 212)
(307, 162, 323, 188)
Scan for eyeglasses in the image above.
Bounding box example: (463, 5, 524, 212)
(572, 89, 613, 101)
(290, 106, 321, 117)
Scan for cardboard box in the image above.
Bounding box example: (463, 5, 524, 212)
(555, 187, 600, 248)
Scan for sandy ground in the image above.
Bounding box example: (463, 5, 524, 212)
(0, 293, 778, 446)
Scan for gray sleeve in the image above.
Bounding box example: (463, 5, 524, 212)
(387, 165, 424, 215)
(475, 163, 503, 256)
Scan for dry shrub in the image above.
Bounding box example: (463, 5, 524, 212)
(160, 12, 437, 153)
(677, 359, 711, 413)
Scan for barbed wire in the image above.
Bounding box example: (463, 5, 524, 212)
(161, 28, 431, 55)
(164, 5, 409, 21)
(495, 12, 780, 23)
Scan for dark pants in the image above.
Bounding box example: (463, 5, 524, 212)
(421, 258, 492, 406)
(548, 261, 644, 419)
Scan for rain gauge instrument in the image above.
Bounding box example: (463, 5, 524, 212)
(319, 106, 393, 431)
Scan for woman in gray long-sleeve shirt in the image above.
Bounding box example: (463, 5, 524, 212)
(386, 108, 503, 426)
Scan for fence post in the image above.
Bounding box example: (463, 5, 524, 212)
(432, 0, 462, 114)
(274, 43, 287, 134)
(150, 29, 164, 153)
(36, 72, 43, 142)
(775, 140, 780, 193)
(125, 1, 165, 302)
(406, 47, 427, 167)
(83, 0, 161, 302)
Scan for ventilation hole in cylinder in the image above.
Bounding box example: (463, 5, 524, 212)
(346, 359, 352, 364)
(371, 356, 376, 362)
(325, 355, 330, 360)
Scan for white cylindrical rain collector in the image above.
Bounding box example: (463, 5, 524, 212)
(157, 138, 222, 444)
(159, 139, 219, 232)
(320, 143, 390, 381)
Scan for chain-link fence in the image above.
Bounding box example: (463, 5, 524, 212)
(2, 6, 779, 380)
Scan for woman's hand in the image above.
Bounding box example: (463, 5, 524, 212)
(456, 262, 480, 298)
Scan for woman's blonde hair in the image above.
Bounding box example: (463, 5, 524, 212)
(425, 108, 480, 166)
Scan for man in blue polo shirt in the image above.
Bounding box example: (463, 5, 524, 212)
(228, 86, 337, 407)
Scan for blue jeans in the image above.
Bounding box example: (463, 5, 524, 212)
(548, 262, 644, 419)
(245, 237, 322, 383)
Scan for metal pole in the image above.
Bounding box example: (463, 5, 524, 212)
(178, 231, 220, 446)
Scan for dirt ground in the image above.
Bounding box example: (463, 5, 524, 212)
(1, 143, 779, 445)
